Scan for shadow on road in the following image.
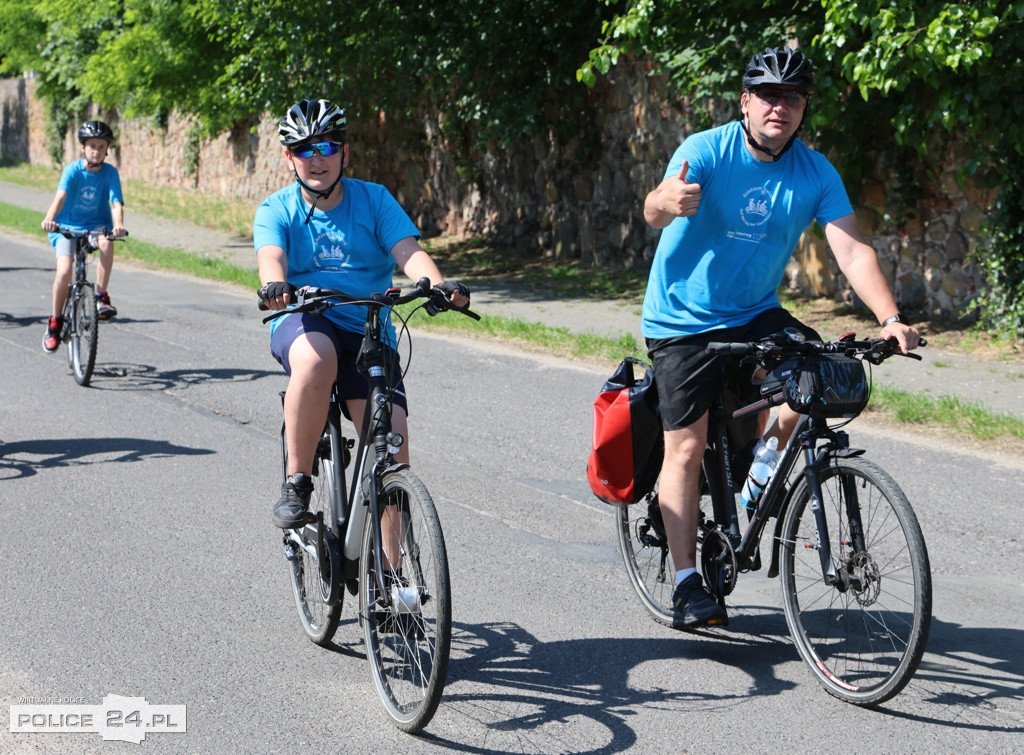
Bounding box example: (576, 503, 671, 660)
(412, 611, 1024, 752)
(0, 436, 215, 480)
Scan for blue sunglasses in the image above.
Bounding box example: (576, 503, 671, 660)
(291, 141, 342, 159)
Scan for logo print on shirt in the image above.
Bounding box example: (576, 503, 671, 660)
(740, 186, 773, 228)
(80, 187, 99, 206)
(313, 230, 350, 267)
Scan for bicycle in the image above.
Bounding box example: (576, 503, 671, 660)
(52, 226, 126, 386)
(616, 328, 932, 705)
(260, 277, 479, 733)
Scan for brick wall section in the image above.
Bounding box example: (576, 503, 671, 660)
(1, 74, 989, 318)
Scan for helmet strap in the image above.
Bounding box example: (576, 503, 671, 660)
(294, 171, 343, 225)
(740, 117, 799, 162)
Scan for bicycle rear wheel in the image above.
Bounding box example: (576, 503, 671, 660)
(360, 468, 450, 733)
(68, 283, 98, 386)
(284, 416, 344, 645)
(779, 456, 931, 705)
(616, 477, 715, 626)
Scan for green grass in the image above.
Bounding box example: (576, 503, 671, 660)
(868, 384, 1024, 442)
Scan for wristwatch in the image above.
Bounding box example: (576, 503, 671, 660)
(881, 314, 902, 327)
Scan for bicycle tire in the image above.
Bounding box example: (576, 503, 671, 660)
(284, 416, 344, 645)
(69, 282, 98, 386)
(616, 477, 715, 626)
(779, 456, 931, 705)
(359, 468, 451, 733)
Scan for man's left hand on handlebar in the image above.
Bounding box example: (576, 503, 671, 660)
(880, 321, 921, 355)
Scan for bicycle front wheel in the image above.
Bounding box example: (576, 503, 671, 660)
(359, 468, 451, 733)
(779, 456, 931, 705)
(284, 417, 344, 645)
(68, 283, 98, 386)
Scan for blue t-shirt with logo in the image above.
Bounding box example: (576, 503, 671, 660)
(642, 120, 853, 338)
(47, 160, 124, 248)
(253, 178, 420, 344)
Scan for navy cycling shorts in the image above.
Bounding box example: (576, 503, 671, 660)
(270, 312, 409, 417)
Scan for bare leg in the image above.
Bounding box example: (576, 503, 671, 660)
(283, 331, 337, 476)
(95, 238, 114, 293)
(51, 256, 72, 317)
(659, 412, 708, 571)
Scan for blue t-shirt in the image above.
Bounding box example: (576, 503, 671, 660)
(47, 160, 124, 248)
(642, 120, 853, 338)
(253, 178, 420, 344)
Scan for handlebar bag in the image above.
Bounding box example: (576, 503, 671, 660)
(784, 355, 869, 418)
(587, 358, 663, 505)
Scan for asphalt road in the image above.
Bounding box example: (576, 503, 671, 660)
(2, 231, 1023, 753)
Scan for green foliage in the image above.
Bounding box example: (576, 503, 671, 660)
(2, 1, 614, 150)
(975, 147, 1024, 341)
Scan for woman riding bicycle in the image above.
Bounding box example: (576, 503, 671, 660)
(255, 97, 469, 529)
(640, 46, 921, 630)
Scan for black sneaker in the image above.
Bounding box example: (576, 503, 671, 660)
(672, 573, 728, 630)
(42, 315, 63, 352)
(96, 291, 117, 319)
(272, 473, 313, 529)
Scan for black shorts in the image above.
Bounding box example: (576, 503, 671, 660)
(647, 308, 819, 431)
(270, 312, 409, 417)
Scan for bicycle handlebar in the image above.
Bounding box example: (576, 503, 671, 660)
(706, 332, 926, 366)
(53, 226, 129, 241)
(258, 276, 481, 322)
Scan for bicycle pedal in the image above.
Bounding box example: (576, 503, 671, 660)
(282, 544, 298, 561)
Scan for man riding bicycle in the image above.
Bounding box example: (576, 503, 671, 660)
(255, 98, 469, 529)
(641, 46, 921, 629)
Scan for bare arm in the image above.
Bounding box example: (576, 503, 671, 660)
(825, 213, 920, 352)
(110, 200, 126, 237)
(391, 236, 469, 307)
(256, 244, 292, 310)
(41, 189, 68, 232)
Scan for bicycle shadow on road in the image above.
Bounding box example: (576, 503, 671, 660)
(85, 361, 282, 391)
(424, 615, 798, 753)
(878, 615, 1024, 732)
(0, 436, 215, 480)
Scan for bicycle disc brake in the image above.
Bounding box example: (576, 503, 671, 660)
(700, 528, 738, 598)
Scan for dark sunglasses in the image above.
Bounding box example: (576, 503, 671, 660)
(752, 88, 808, 107)
(291, 141, 342, 159)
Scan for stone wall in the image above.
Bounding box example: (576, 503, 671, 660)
(1, 72, 991, 319)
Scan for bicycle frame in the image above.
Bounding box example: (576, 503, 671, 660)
(702, 386, 865, 590)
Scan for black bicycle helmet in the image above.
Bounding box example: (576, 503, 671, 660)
(743, 47, 815, 94)
(278, 99, 348, 147)
(77, 120, 115, 144)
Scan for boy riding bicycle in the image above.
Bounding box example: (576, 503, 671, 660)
(254, 98, 469, 529)
(40, 120, 126, 352)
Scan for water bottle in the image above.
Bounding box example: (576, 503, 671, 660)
(739, 436, 780, 512)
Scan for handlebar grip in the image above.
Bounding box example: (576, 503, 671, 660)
(706, 342, 753, 355)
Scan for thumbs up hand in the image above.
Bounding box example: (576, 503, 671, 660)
(661, 159, 702, 218)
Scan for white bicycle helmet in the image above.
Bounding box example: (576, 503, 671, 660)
(278, 99, 347, 147)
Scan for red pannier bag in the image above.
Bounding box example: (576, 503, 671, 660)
(586, 358, 664, 504)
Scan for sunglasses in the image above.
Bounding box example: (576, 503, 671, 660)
(291, 141, 342, 159)
(752, 88, 808, 107)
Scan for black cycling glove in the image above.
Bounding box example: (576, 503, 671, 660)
(434, 280, 470, 303)
(258, 281, 297, 302)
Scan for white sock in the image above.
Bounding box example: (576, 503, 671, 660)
(675, 567, 697, 586)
